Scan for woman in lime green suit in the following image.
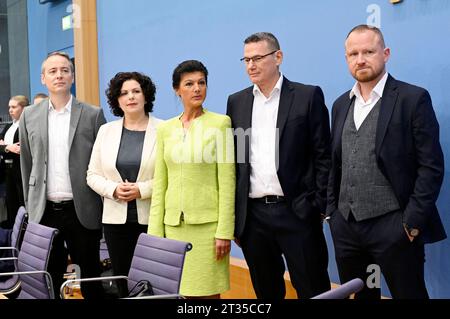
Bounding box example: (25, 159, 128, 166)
(148, 60, 235, 298)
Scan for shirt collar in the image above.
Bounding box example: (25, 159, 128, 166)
(349, 72, 388, 100)
(253, 72, 284, 98)
(48, 95, 73, 113)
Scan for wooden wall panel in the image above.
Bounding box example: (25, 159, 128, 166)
(73, 0, 99, 106)
(221, 257, 298, 299)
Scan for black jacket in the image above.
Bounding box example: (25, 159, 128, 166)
(227, 77, 331, 239)
(0, 123, 20, 183)
(327, 74, 446, 244)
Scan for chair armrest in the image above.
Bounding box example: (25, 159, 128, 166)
(0, 257, 18, 261)
(60, 275, 128, 299)
(0, 270, 55, 299)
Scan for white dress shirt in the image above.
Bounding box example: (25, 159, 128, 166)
(4, 120, 19, 145)
(350, 72, 388, 130)
(249, 73, 284, 198)
(47, 96, 73, 202)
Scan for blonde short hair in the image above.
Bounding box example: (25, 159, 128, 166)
(11, 95, 29, 107)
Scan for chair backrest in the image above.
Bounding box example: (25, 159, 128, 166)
(312, 278, 365, 299)
(10, 207, 28, 252)
(0, 207, 28, 294)
(17, 222, 58, 299)
(127, 233, 192, 296)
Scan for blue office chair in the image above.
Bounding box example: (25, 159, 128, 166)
(312, 278, 365, 299)
(61, 233, 192, 299)
(0, 222, 58, 299)
(0, 207, 28, 296)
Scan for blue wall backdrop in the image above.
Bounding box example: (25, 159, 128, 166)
(27, 0, 450, 297)
(27, 0, 74, 98)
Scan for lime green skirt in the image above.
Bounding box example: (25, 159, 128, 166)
(165, 221, 230, 296)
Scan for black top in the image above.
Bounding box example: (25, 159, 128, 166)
(116, 127, 146, 222)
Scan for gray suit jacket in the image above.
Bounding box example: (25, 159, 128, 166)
(19, 98, 106, 230)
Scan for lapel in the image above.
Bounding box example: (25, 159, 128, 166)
(241, 88, 254, 163)
(241, 87, 254, 131)
(0, 123, 12, 139)
(68, 98, 82, 150)
(13, 125, 19, 143)
(375, 74, 398, 157)
(109, 119, 124, 180)
(136, 116, 157, 181)
(40, 100, 50, 158)
(276, 77, 294, 140)
(334, 95, 354, 161)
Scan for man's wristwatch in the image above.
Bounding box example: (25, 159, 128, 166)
(404, 224, 420, 237)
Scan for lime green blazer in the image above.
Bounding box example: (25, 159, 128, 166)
(148, 110, 235, 240)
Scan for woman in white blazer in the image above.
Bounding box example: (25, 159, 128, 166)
(87, 72, 163, 297)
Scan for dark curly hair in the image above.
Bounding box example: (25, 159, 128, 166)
(106, 72, 156, 117)
(172, 60, 208, 90)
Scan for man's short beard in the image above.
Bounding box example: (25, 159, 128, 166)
(354, 68, 383, 83)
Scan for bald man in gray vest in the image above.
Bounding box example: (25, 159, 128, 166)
(327, 25, 445, 299)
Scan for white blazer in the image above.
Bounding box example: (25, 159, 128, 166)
(87, 115, 163, 224)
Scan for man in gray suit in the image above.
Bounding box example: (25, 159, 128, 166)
(20, 52, 106, 299)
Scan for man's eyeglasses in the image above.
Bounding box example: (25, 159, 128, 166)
(240, 50, 278, 64)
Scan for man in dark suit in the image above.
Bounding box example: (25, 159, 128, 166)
(227, 32, 331, 299)
(20, 52, 106, 299)
(327, 25, 446, 299)
(0, 95, 28, 228)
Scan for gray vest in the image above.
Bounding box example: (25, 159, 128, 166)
(338, 99, 400, 221)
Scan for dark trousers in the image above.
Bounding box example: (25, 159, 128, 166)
(240, 199, 330, 299)
(329, 210, 428, 299)
(3, 164, 24, 229)
(41, 200, 104, 299)
(103, 223, 147, 297)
